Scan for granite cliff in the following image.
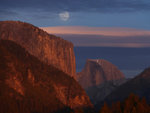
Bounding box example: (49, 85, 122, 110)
(77, 59, 126, 105)
(0, 40, 93, 113)
(0, 21, 76, 79)
(77, 59, 125, 89)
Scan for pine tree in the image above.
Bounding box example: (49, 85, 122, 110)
(100, 102, 112, 113)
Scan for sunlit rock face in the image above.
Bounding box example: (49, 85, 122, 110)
(77, 59, 125, 89)
(77, 59, 126, 105)
(0, 21, 76, 79)
(0, 40, 93, 113)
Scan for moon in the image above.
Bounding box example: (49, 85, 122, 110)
(59, 11, 70, 21)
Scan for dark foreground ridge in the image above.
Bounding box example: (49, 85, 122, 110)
(0, 40, 93, 113)
(100, 93, 150, 113)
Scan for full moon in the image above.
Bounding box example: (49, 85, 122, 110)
(59, 11, 70, 21)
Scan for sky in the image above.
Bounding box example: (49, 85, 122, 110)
(0, 0, 150, 29)
(1, 0, 150, 47)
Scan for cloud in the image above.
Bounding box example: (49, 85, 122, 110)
(41, 26, 150, 47)
(0, 10, 19, 19)
(41, 26, 150, 36)
(56, 34, 150, 47)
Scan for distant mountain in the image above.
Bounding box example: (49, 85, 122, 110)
(0, 21, 76, 79)
(77, 59, 125, 89)
(98, 67, 150, 109)
(0, 40, 93, 113)
(77, 59, 125, 105)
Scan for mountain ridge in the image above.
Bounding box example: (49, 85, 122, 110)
(77, 59, 125, 89)
(0, 20, 76, 79)
(96, 67, 150, 110)
(76, 59, 125, 105)
(0, 39, 93, 113)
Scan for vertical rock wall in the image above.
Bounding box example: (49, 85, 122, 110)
(0, 21, 76, 79)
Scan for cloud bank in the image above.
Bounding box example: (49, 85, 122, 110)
(41, 26, 150, 36)
(58, 34, 150, 47)
(41, 26, 150, 47)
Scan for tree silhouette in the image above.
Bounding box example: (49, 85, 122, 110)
(100, 94, 150, 113)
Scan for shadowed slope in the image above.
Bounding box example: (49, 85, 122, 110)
(97, 67, 150, 109)
(0, 40, 92, 113)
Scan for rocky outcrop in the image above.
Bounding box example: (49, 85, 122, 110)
(0, 21, 76, 79)
(77, 59, 125, 89)
(86, 80, 127, 105)
(0, 40, 93, 113)
(77, 59, 125, 105)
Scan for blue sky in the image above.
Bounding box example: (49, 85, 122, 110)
(0, 0, 150, 30)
